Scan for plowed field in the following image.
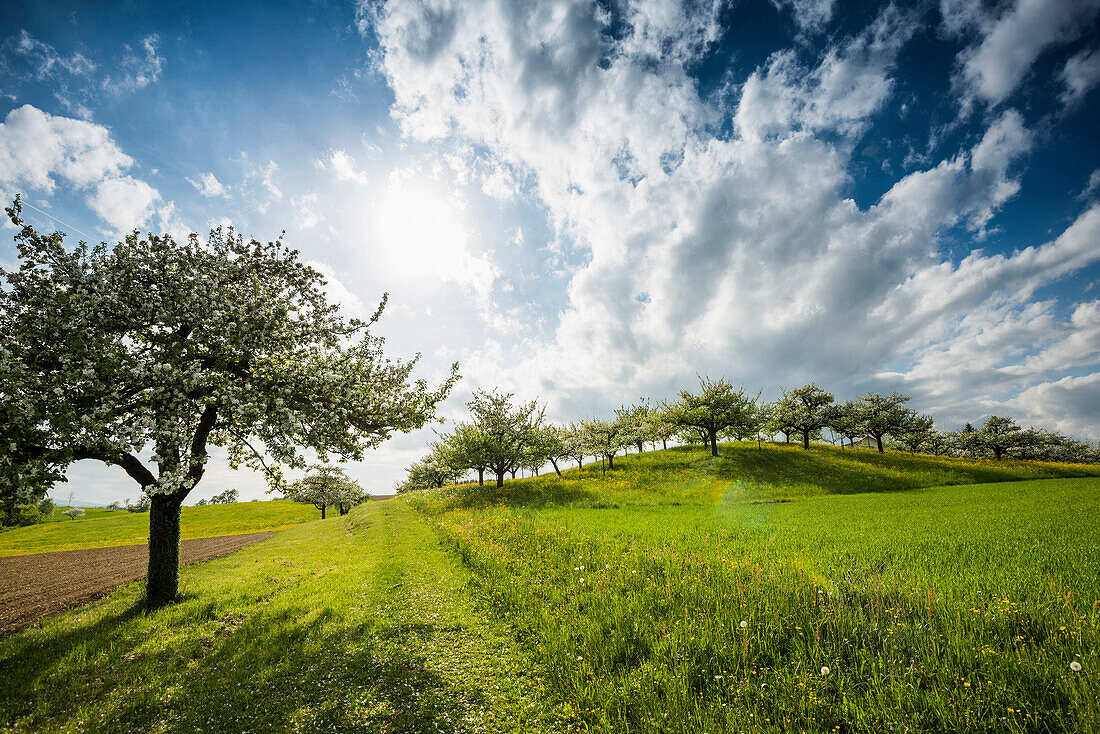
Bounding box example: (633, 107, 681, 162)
(0, 532, 275, 636)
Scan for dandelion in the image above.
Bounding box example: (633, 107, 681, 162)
(740, 620, 748, 628)
(1070, 661, 1082, 672)
(821, 666, 830, 676)
(579, 577, 585, 584)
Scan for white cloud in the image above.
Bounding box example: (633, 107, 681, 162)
(369, 0, 1100, 440)
(0, 104, 131, 193)
(86, 175, 160, 234)
(6, 29, 96, 79)
(1011, 373, 1100, 441)
(945, 0, 1100, 109)
(102, 34, 164, 94)
(186, 171, 230, 198)
(736, 6, 918, 141)
(316, 149, 370, 184)
(1060, 47, 1100, 107)
(293, 192, 321, 230)
(770, 0, 835, 33)
(305, 260, 373, 320)
(0, 104, 179, 236)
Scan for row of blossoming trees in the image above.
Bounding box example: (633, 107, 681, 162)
(397, 378, 1099, 492)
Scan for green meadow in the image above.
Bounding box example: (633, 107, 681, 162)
(0, 499, 317, 556)
(2, 444, 1098, 732)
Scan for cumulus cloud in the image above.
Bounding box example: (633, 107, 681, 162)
(369, 0, 1100, 439)
(944, 0, 1100, 109)
(85, 175, 163, 233)
(0, 104, 176, 236)
(0, 104, 131, 193)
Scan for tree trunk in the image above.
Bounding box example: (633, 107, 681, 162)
(478, 468, 484, 486)
(608, 454, 615, 470)
(636, 442, 644, 454)
(550, 458, 562, 477)
(321, 505, 326, 519)
(709, 431, 718, 457)
(662, 439, 667, 449)
(510, 468, 517, 479)
(578, 459, 583, 470)
(875, 435, 884, 453)
(803, 431, 810, 449)
(497, 472, 504, 489)
(146, 493, 184, 607)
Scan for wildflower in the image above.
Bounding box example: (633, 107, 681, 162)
(1070, 661, 1082, 672)
(740, 620, 748, 628)
(821, 667, 830, 676)
(579, 578, 585, 584)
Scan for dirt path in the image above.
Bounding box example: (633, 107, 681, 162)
(0, 532, 276, 636)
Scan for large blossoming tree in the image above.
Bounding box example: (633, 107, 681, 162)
(0, 198, 458, 606)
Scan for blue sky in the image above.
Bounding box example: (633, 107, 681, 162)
(2, 0, 1099, 503)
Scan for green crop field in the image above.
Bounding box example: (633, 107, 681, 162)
(2, 444, 1098, 732)
(0, 500, 318, 556)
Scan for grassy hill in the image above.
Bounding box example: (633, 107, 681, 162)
(408, 443, 1100, 732)
(2, 443, 1098, 732)
(0, 499, 318, 556)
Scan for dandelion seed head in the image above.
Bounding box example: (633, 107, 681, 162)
(821, 666, 830, 676)
(1070, 661, 1082, 672)
(740, 620, 747, 628)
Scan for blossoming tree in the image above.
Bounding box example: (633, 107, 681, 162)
(0, 198, 458, 605)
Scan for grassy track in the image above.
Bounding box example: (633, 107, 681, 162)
(0, 500, 317, 556)
(409, 444, 1100, 733)
(0, 501, 567, 733)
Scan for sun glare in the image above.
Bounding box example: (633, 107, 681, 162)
(369, 178, 471, 286)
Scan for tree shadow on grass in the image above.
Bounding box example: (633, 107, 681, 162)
(1, 601, 503, 734)
(0, 590, 148, 723)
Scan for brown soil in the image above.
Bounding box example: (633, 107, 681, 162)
(0, 532, 276, 636)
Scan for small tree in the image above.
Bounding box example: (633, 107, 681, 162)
(858, 392, 911, 453)
(286, 465, 364, 518)
(831, 400, 867, 447)
(530, 425, 571, 477)
(582, 417, 627, 470)
(467, 389, 544, 489)
(446, 422, 493, 486)
(648, 409, 676, 450)
(924, 430, 954, 456)
(895, 412, 934, 453)
(209, 488, 239, 504)
(615, 402, 654, 454)
(561, 422, 589, 469)
(763, 400, 797, 444)
(978, 415, 1022, 460)
(0, 201, 457, 606)
(782, 383, 836, 450)
(63, 507, 85, 520)
(665, 376, 758, 457)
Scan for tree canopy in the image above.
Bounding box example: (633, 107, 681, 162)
(0, 199, 457, 604)
(285, 465, 367, 518)
(665, 376, 758, 457)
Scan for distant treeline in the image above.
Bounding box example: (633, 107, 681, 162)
(396, 378, 1099, 492)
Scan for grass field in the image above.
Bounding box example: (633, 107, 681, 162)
(2, 443, 1097, 732)
(0, 501, 566, 733)
(0, 500, 318, 556)
(408, 444, 1100, 733)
